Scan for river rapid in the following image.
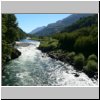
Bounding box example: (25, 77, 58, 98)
(2, 39, 98, 86)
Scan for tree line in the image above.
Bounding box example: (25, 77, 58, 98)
(38, 14, 98, 78)
(2, 14, 26, 65)
(52, 14, 98, 57)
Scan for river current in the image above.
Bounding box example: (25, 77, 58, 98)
(2, 39, 98, 86)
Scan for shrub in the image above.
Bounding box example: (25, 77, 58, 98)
(83, 60, 98, 77)
(73, 53, 85, 70)
(67, 52, 76, 59)
(58, 33, 76, 50)
(88, 54, 97, 61)
(39, 38, 58, 52)
(74, 36, 95, 56)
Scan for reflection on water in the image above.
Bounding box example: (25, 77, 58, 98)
(2, 39, 98, 86)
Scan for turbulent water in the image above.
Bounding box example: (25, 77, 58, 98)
(2, 39, 98, 86)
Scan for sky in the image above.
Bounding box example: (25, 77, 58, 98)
(15, 14, 71, 33)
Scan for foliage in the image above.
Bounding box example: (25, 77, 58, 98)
(74, 35, 97, 56)
(83, 60, 98, 76)
(2, 14, 26, 43)
(62, 14, 98, 33)
(36, 14, 98, 77)
(38, 37, 58, 52)
(73, 53, 85, 69)
(52, 15, 98, 57)
(58, 33, 76, 50)
(2, 14, 26, 64)
(67, 52, 76, 60)
(88, 54, 98, 62)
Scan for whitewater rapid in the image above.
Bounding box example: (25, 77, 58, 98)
(2, 39, 98, 86)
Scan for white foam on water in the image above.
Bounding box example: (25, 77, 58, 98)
(2, 39, 98, 86)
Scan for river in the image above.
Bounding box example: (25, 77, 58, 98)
(2, 39, 98, 86)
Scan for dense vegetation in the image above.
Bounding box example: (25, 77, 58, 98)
(2, 14, 26, 65)
(37, 14, 98, 78)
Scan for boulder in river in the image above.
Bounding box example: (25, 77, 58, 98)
(11, 48, 21, 59)
(74, 73, 80, 77)
(72, 73, 80, 77)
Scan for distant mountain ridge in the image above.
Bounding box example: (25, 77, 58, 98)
(29, 26, 45, 34)
(32, 14, 94, 36)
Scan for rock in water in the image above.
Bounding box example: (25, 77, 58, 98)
(74, 73, 80, 77)
(11, 48, 21, 59)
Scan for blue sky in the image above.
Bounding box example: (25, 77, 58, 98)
(15, 14, 71, 33)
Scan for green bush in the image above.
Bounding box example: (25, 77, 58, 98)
(39, 38, 58, 52)
(88, 54, 97, 61)
(83, 60, 98, 77)
(67, 52, 76, 59)
(74, 53, 85, 70)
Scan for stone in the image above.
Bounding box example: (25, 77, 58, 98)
(11, 48, 21, 59)
(74, 73, 80, 77)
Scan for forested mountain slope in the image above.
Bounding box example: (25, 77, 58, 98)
(38, 14, 98, 78)
(29, 26, 45, 34)
(34, 14, 94, 36)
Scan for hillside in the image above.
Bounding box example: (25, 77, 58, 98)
(37, 14, 98, 78)
(29, 26, 45, 34)
(34, 14, 94, 36)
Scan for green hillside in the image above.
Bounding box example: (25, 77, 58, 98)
(34, 14, 94, 36)
(38, 14, 98, 78)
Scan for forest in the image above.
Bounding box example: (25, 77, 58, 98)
(2, 14, 26, 65)
(37, 14, 98, 78)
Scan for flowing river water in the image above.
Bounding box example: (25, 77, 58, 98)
(2, 39, 98, 86)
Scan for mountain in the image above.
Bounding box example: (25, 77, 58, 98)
(29, 26, 45, 34)
(34, 14, 94, 36)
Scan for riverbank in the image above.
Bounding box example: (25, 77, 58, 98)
(2, 42, 21, 72)
(37, 38, 98, 80)
(2, 39, 98, 86)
